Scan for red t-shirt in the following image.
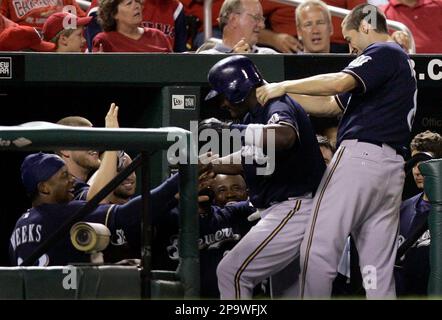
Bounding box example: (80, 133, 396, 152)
(0, 13, 18, 33)
(323, 0, 366, 44)
(181, 0, 223, 32)
(0, 0, 85, 28)
(381, 0, 442, 53)
(142, 0, 183, 49)
(261, 0, 296, 36)
(181, 0, 296, 35)
(92, 27, 172, 52)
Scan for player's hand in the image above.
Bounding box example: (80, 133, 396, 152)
(232, 38, 252, 53)
(198, 152, 219, 176)
(256, 82, 286, 105)
(391, 31, 411, 53)
(105, 102, 119, 128)
(270, 33, 303, 53)
(198, 118, 230, 133)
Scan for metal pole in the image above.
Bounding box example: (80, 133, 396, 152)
(204, 0, 214, 41)
(177, 133, 199, 298)
(140, 152, 152, 299)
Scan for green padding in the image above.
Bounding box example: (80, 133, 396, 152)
(151, 270, 178, 281)
(0, 267, 25, 299)
(92, 266, 141, 299)
(420, 159, 442, 296)
(24, 267, 77, 299)
(150, 280, 184, 299)
(0, 266, 141, 299)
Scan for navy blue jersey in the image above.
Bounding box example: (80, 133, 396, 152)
(152, 201, 256, 298)
(9, 174, 179, 266)
(73, 178, 89, 201)
(336, 42, 417, 156)
(395, 193, 431, 296)
(242, 95, 326, 208)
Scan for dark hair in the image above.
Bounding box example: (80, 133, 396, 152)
(317, 135, 335, 153)
(410, 130, 442, 158)
(98, 0, 125, 32)
(342, 4, 388, 34)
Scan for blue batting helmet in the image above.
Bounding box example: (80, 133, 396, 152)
(205, 55, 264, 104)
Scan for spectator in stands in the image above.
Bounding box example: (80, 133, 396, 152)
(321, 0, 366, 53)
(42, 12, 92, 52)
(183, 0, 303, 53)
(0, 0, 86, 29)
(85, 0, 186, 52)
(258, 0, 303, 53)
(142, 0, 187, 52)
(395, 130, 442, 296)
(198, 0, 277, 54)
(92, 0, 172, 52)
(381, 0, 442, 53)
(0, 25, 56, 51)
(296, 0, 335, 53)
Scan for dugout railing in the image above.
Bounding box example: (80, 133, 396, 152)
(0, 123, 199, 299)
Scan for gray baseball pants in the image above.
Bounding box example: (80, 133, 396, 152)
(299, 139, 405, 299)
(217, 196, 313, 299)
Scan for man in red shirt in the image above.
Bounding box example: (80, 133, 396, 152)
(183, 0, 303, 52)
(381, 0, 442, 53)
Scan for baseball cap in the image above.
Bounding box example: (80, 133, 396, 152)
(405, 151, 434, 173)
(0, 26, 56, 51)
(42, 12, 92, 41)
(21, 153, 66, 194)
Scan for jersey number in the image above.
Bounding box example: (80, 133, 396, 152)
(407, 59, 417, 131)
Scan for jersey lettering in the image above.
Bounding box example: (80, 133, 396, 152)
(10, 224, 42, 251)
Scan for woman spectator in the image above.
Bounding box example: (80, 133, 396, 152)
(92, 0, 172, 52)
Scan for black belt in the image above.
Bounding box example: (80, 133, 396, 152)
(357, 139, 383, 148)
(357, 139, 404, 157)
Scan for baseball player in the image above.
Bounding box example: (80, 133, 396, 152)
(395, 131, 442, 296)
(153, 184, 256, 298)
(256, 4, 417, 298)
(9, 152, 180, 266)
(200, 55, 326, 299)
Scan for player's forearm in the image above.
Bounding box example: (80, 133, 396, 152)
(86, 151, 118, 202)
(263, 125, 296, 150)
(212, 151, 244, 175)
(282, 72, 356, 96)
(231, 124, 296, 151)
(288, 94, 342, 117)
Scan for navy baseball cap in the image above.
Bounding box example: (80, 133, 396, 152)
(21, 152, 66, 194)
(405, 151, 434, 173)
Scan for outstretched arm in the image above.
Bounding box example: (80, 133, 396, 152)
(288, 94, 342, 117)
(256, 72, 357, 104)
(87, 103, 119, 203)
